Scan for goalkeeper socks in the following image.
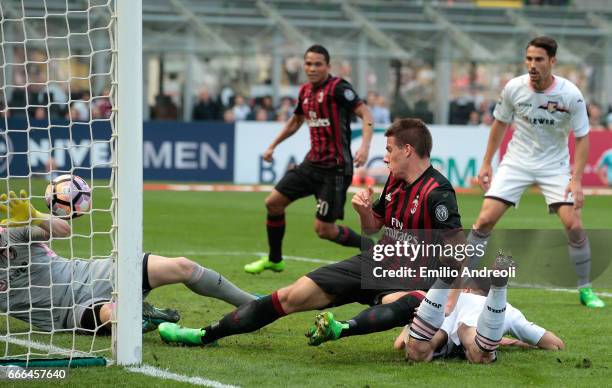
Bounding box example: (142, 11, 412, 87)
(467, 228, 490, 269)
(186, 265, 255, 307)
(409, 278, 452, 341)
(267, 213, 285, 263)
(333, 226, 373, 250)
(475, 286, 507, 352)
(339, 292, 424, 338)
(568, 235, 591, 288)
(201, 291, 286, 344)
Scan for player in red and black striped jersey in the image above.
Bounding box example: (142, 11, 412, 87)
(245, 45, 375, 274)
(159, 119, 467, 349)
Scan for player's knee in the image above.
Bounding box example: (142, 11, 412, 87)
(314, 222, 336, 240)
(276, 285, 302, 314)
(405, 339, 433, 362)
(465, 345, 490, 364)
(174, 257, 196, 280)
(265, 195, 286, 215)
(566, 223, 585, 244)
(474, 213, 497, 231)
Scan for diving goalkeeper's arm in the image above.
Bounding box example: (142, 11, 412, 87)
(0, 190, 70, 238)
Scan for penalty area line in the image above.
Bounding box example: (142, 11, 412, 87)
(159, 250, 612, 298)
(0, 336, 239, 388)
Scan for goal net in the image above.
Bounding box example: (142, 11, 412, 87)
(0, 0, 142, 366)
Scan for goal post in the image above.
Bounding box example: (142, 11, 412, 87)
(114, 0, 143, 366)
(0, 0, 143, 367)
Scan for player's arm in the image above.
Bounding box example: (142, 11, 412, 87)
(34, 217, 71, 239)
(478, 119, 511, 191)
(262, 114, 305, 162)
(351, 186, 383, 234)
(353, 103, 374, 167)
(566, 134, 588, 209)
(535, 331, 564, 350)
(566, 93, 590, 209)
(0, 190, 71, 239)
(429, 186, 465, 313)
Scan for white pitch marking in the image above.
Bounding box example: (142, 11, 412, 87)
(125, 365, 239, 388)
(0, 336, 238, 388)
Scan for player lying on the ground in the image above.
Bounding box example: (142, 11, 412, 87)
(404, 253, 563, 364)
(158, 119, 466, 347)
(0, 190, 255, 334)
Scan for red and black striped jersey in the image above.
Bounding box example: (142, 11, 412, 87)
(372, 166, 462, 231)
(294, 75, 363, 174)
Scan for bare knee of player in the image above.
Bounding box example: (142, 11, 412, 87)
(405, 336, 434, 362)
(537, 331, 565, 350)
(147, 255, 196, 287)
(314, 220, 337, 240)
(474, 212, 498, 232)
(460, 325, 496, 364)
(276, 282, 308, 314)
(173, 256, 196, 281)
(565, 222, 586, 246)
(265, 191, 289, 215)
(474, 200, 508, 232)
(464, 342, 495, 364)
(278, 277, 331, 314)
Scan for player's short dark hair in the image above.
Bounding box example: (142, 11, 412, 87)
(304, 44, 330, 64)
(384, 118, 432, 158)
(527, 36, 557, 58)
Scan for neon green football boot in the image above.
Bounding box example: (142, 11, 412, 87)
(244, 256, 285, 274)
(305, 312, 348, 346)
(158, 322, 206, 346)
(579, 287, 605, 308)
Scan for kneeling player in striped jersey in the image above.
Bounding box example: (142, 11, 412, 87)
(0, 190, 256, 335)
(403, 253, 563, 363)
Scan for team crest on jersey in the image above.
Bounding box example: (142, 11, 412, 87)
(344, 89, 355, 101)
(385, 193, 392, 202)
(0, 280, 6, 292)
(435, 205, 449, 222)
(318, 91, 324, 103)
(304, 97, 309, 105)
(538, 101, 569, 114)
(410, 194, 420, 215)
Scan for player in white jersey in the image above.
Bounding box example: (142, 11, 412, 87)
(403, 253, 564, 363)
(395, 290, 564, 361)
(467, 36, 604, 308)
(0, 190, 255, 334)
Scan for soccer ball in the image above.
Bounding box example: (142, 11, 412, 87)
(44, 174, 92, 218)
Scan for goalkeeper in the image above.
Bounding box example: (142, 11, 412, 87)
(0, 190, 255, 334)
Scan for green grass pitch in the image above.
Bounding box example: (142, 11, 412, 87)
(2, 189, 612, 387)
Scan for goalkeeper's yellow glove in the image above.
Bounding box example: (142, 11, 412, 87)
(0, 190, 50, 228)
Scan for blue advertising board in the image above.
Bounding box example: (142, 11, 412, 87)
(0, 119, 234, 181)
(144, 121, 233, 181)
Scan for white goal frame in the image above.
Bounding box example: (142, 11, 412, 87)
(114, 0, 143, 366)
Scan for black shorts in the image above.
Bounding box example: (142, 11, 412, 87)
(275, 162, 351, 223)
(306, 254, 404, 307)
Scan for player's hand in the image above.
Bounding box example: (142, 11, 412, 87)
(0, 190, 48, 227)
(262, 146, 275, 162)
(565, 179, 584, 210)
(352, 186, 374, 213)
(353, 145, 369, 167)
(477, 163, 493, 191)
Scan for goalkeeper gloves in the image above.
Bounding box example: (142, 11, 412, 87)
(0, 190, 50, 227)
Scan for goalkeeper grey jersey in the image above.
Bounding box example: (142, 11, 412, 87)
(0, 227, 113, 332)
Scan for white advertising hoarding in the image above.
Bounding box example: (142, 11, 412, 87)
(234, 122, 491, 188)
